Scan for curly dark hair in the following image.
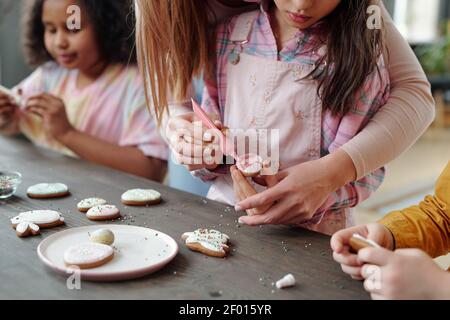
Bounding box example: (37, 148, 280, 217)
(22, 0, 136, 66)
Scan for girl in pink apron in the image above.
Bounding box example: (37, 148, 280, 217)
(196, 0, 390, 235)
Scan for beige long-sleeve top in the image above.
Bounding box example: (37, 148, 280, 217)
(165, 0, 435, 180)
(341, 2, 435, 179)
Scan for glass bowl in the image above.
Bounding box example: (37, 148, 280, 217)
(0, 171, 22, 199)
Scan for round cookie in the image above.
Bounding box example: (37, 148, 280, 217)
(86, 205, 121, 221)
(121, 189, 162, 206)
(27, 183, 69, 199)
(77, 197, 107, 213)
(11, 210, 65, 238)
(90, 229, 115, 246)
(64, 243, 114, 269)
(182, 229, 230, 258)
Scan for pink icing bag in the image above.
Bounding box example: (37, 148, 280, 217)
(191, 98, 238, 161)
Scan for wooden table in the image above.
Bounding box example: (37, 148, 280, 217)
(0, 136, 369, 300)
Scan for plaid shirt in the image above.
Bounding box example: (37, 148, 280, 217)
(197, 1, 390, 225)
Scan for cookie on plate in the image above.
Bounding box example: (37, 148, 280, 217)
(64, 242, 114, 269)
(121, 189, 161, 206)
(27, 183, 69, 199)
(77, 197, 107, 213)
(11, 210, 65, 238)
(181, 229, 230, 258)
(86, 205, 121, 221)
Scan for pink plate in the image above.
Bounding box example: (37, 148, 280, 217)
(37, 225, 178, 282)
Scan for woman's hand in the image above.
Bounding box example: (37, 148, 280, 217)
(331, 223, 395, 280)
(26, 93, 74, 141)
(166, 112, 223, 171)
(235, 150, 356, 226)
(359, 248, 450, 300)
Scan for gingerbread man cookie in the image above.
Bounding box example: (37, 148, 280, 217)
(182, 229, 230, 258)
(11, 210, 65, 238)
(27, 183, 69, 199)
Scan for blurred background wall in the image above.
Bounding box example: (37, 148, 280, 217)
(0, 0, 31, 87)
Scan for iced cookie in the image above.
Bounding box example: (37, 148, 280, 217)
(77, 197, 107, 213)
(27, 183, 69, 199)
(90, 228, 115, 246)
(121, 189, 162, 206)
(86, 205, 121, 221)
(236, 154, 263, 177)
(15, 222, 40, 238)
(64, 242, 114, 269)
(11, 210, 65, 238)
(182, 229, 230, 258)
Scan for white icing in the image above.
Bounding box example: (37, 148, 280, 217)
(121, 189, 161, 202)
(243, 162, 262, 174)
(11, 210, 63, 225)
(77, 198, 107, 209)
(64, 243, 113, 265)
(90, 229, 115, 246)
(15, 222, 41, 237)
(86, 205, 120, 218)
(276, 274, 296, 289)
(16, 222, 31, 234)
(27, 183, 68, 195)
(184, 229, 230, 253)
(29, 223, 40, 232)
(236, 154, 263, 175)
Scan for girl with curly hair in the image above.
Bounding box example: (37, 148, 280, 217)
(0, 0, 167, 180)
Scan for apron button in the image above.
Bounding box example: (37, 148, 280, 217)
(228, 51, 240, 65)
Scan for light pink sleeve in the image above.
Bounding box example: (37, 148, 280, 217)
(13, 66, 47, 105)
(341, 2, 435, 180)
(119, 79, 168, 161)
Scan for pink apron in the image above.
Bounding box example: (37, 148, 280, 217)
(207, 12, 349, 234)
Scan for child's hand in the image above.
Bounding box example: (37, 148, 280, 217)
(25, 93, 74, 141)
(235, 160, 333, 226)
(358, 248, 449, 300)
(167, 112, 222, 171)
(0, 91, 19, 127)
(330, 223, 395, 280)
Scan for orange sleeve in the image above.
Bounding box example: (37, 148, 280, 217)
(379, 162, 450, 258)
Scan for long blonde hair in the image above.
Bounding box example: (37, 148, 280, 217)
(135, 0, 211, 126)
